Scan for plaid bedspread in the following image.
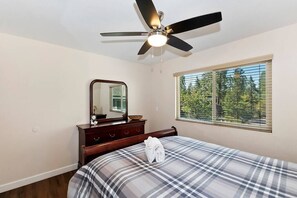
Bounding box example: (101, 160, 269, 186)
(68, 136, 297, 198)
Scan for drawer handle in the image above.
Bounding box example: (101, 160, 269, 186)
(136, 128, 141, 132)
(93, 137, 100, 142)
(109, 133, 116, 138)
(124, 131, 130, 135)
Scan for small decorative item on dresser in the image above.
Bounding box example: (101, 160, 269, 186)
(90, 115, 98, 126)
(128, 115, 143, 120)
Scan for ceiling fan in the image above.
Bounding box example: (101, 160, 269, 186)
(100, 0, 222, 55)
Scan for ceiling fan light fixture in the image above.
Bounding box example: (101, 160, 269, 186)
(148, 31, 167, 47)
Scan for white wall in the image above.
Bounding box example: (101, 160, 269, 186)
(150, 23, 297, 163)
(0, 33, 152, 191)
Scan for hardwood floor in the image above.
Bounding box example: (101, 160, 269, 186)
(0, 171, 76, 198)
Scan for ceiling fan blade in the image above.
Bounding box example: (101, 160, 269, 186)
(135, 0, 161, 29)
(166, 12, 222, 34)
(138, 40, 151, 55)
(100, 32, 148, 36)
(167, 35, 193, 51)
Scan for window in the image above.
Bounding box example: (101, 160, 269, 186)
(176, 57, 272, 132)
(110, 85, 126, 112)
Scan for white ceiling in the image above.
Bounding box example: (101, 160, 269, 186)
(1, 0, 297, 65)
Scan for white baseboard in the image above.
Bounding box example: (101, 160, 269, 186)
(0, 163, 78, 193)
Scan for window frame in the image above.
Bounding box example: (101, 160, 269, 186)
(175, 55, 272, 132)
(109, 85, 126, 113)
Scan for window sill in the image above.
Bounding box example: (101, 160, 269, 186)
(176, 118, 272, 133)
(110, 110, 125, 113)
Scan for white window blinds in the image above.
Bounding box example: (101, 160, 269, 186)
(177, 58, 272, 132)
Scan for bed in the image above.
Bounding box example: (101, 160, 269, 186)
(68, 127, 297, 197)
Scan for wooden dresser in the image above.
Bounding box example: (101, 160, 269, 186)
(77, 119, 146, 166)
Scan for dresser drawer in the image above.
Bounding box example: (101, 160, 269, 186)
(120, 124, 144, 138)
(78, 120, 146, 166)
(85, 129, 120, 146)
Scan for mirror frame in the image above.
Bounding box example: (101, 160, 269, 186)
(90, 79, 128, 123)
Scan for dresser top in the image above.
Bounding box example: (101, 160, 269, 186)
(77, 119, 146, 130)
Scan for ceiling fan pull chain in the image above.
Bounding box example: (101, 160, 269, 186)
(159, 46, 163, 74)
(151, 47, 154, 58)
(160, 47, 163, 63)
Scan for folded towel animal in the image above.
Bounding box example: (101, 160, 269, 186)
(144, 136, 165, 163)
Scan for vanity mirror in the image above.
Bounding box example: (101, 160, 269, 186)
(90, 79, 128, 123)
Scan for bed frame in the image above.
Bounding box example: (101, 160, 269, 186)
(80, 126, 178, 165)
